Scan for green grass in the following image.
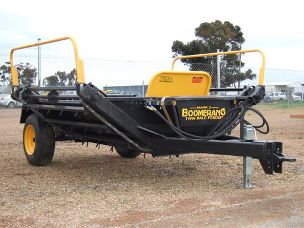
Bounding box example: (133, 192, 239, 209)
(258, 101, 304, 109)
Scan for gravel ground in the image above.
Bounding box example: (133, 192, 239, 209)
(0, 106, 303, 227)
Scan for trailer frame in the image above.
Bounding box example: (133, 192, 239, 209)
(9, 36, 295, 176)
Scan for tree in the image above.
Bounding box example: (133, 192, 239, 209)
(66, 69, 76, 86)
(55, 71, 68, 86)
(0, 62, 37, 86)
(43, 75, 59, 86)
(16, 63, 37, 86)
(43, 69, 76, 87)
(0, 62, 11, 86)
(171, 20, 256, 87)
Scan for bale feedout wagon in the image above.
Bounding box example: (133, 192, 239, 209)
(10, 37, 295, 175)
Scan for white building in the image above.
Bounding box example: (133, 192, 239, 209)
(264, 81, 303, 94)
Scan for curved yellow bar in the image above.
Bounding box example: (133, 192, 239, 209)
(171, 49, 266, 85)
(10, 36, 85, 86)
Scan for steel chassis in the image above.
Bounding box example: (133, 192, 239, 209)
(10, 37, 295, 175)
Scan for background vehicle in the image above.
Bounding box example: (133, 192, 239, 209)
(264, 92, 287, 102)
(0, 93, 20, 108)
(292, 94, 302, 101)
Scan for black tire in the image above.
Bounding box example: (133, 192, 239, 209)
(8, 102, 15, 108)
(23, 114, 55, 166)
(115, 146, 141, 158)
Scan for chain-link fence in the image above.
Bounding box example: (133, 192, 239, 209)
(1, 48, 303, 104)
(183, 55, 258, 89)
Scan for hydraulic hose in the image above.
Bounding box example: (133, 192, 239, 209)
(242, 107, 270, 134)
(145, 101, 269, 141)
(146, 104, 246, 140)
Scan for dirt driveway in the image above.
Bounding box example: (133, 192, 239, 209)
(0, 106, 303, 227)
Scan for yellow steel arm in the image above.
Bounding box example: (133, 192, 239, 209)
(171, 49, 266, 85)
(10, 36, 85, 86)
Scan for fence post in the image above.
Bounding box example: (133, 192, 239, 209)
(37, 38, 41, 87)
(287, 87, 290, 108)
(216, 49, 221, 90)
(142, 80, 145, 97)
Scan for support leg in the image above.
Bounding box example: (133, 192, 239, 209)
(242, 124, 256, 188)
(243, 156, 253, 188)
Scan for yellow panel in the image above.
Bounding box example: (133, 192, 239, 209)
(76, 59, 85, 84)
(146, 71, 211, 97)
(11, 66, 19, 86)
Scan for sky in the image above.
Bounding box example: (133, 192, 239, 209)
(0, 0, 304, 86)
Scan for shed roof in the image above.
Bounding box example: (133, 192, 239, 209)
(264, 81, 303, 87)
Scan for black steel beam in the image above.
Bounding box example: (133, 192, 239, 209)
(79, 84, 151, 146)
(27, 95, 79, 100)
(210, 87, 245, 92)
(30, 86, 76, 91)
(150, 138, 294, 174)
(150, 138, 268, 158)
(24, 104, 84, 112)
(45, 118, 110, 132)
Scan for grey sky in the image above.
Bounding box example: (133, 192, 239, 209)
(0, 0, 303, 85)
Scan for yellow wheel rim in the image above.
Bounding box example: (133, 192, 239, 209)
(24, 125, 36, 155)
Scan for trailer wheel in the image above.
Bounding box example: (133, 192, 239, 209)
(23, 114, 55, 166)
(115, 146, 141, 158)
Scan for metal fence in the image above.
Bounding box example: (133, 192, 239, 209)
(1, 50, 303, 103)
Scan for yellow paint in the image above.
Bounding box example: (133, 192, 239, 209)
(10, 36, 85, 86)
(11, 66, 19, 86)
(146, 71, 211, 97)
(24, 125, 36, 155)
(103, 89, 113, 94)
(171, 49, 266, 86)
(181, 107, 226, 120)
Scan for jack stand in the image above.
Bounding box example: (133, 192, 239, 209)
(243, 156, 253, 188)
(242, 124, 256, 188)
